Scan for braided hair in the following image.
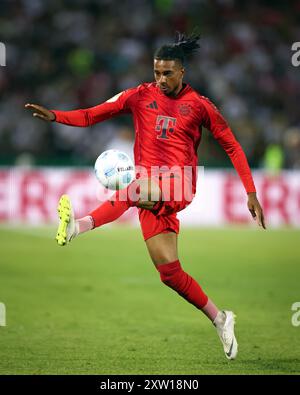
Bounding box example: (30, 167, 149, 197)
(154, 30, 201, 65)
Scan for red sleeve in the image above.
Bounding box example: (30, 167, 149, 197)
(51, 87, 138, 127)
(200, 96, 256, 194)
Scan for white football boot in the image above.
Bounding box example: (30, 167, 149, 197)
(55, 194, 77, 246)
(215, 310, 238, 360)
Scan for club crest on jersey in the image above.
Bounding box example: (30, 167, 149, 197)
(155, 115, 176, 139)
(178, 103, 192, 116)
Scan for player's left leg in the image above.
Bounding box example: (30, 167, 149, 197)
(145, 230, 238, 360)
(146, 231, 216, 318)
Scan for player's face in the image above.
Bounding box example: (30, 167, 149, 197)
(153, 59, 185, 97)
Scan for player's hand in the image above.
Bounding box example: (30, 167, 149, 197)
(24, 103, 55, 122)
(247, 192, 266, 229)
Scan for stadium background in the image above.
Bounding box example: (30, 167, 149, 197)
(0, 0, 300, 375)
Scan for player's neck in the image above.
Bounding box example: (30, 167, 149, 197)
(169, 82, 185, 97)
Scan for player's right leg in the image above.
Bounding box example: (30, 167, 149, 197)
(55, 178, 160, 246)
(89, 178, 160, 228)
(56, 194, 77, 246)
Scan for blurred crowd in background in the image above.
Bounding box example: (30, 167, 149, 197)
(1, 0, 300, 169)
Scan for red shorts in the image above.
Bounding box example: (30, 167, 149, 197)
(138, 174, 194, 241)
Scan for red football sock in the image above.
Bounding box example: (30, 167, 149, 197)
(89, 182, 140, 228)
(156, 260, 209, 310)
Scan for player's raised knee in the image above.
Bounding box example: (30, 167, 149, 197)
(138, 178, 161, 202)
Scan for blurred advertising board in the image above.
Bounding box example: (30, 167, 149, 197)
(0, 168, 299, 227)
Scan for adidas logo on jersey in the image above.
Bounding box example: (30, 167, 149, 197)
(146, 101, 158, 109)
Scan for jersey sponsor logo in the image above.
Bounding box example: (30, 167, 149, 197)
(155, 115, 176, 139)
(146, 100, 158, 110)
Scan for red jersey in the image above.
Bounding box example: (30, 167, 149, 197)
(52, 82, 256, 194)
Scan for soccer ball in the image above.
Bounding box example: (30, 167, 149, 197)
(94, 149, 135, 190)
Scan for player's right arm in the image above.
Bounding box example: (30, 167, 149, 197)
(24, 103, 56, 121)
(25, 89, 138, 127)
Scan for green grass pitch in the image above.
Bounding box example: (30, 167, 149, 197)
(0, 226, 299, 375)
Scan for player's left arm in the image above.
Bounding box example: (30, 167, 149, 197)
(200, 98, 266, 229)
(247, 191, 265, 229)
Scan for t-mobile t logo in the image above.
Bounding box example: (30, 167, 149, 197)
(155, 115, 176, 139)
(0, 42, 6, 66)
